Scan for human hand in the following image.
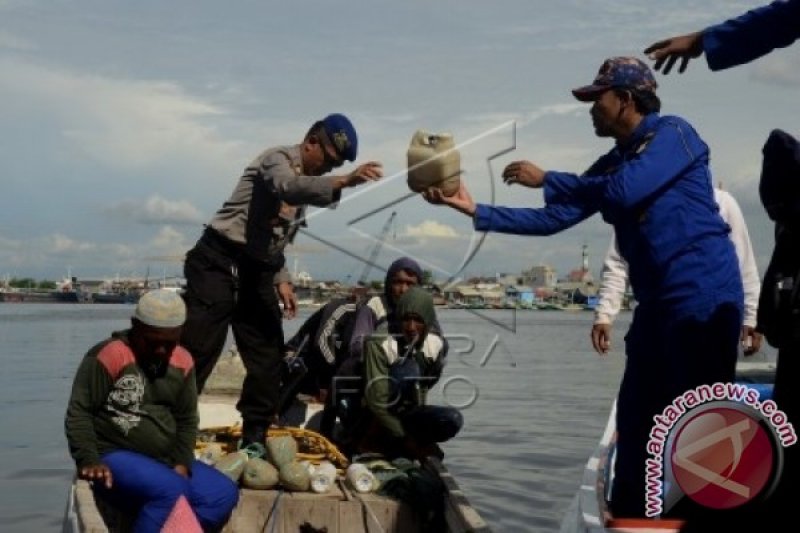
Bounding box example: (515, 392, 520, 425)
(591, 323, 612, 355)
(644, 31, 704, 74)
(741, 326, 763, 356)
(277, 281, 297, 319)
(422, 182, 476, 217)
(502, 160, 545, 188)
(174, 464, 190, 478)
(345, 161, 383, 188)
(79, 463, 113, 489)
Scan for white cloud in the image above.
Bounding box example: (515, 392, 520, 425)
(519, 103, 585, 127)
(150, 226, 190, 251)
(402, 220, 461, 239)
(0, 57, 246, 170)
(105, 194, 204, 225)
(49, 233, 96, 254)
(103, 243, 137, 259)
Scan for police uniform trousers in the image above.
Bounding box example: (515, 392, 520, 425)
(610, 301, 741, 520)
(181, 229, 284, 428)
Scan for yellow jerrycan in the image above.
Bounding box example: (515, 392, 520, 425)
(407, 130, 461, 196)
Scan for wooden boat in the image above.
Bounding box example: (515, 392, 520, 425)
(560, 359, 779, 533)
(62, 351, 491, 533)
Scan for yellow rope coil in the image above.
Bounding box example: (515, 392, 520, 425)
(196, 425, 350, 470)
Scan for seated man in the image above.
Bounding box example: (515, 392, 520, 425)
(278, 295, 361, 416)
(65, 289, 239, 532)
(290, 257, 449, 438)
(353, 286, 462, 460)
(348, 257, 446, 366)
(281, 256, 431, 401)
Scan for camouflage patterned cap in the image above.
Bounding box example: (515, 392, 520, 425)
(572, 57, 658, 102)
(133, 289, 186, 328)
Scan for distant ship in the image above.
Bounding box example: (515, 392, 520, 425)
(0, 276, 87, 303)
(0, 288, 58, 303)
(52, 276, 86, 303)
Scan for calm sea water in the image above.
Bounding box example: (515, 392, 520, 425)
(0, 303, 777, 532)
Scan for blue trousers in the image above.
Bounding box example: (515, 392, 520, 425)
(95, 450, 239, 533)
(611, 302, 741, 519)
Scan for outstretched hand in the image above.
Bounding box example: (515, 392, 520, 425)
(79, 463, 113, 489)
(345, 161, 383, 188)
(644, 31, 704, 74)
(422, 182, 476, 217)
(502, 160, 545, 188)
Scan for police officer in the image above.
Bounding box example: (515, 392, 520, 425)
(181, 113, 383, 447)
(425, 57, 743, 520)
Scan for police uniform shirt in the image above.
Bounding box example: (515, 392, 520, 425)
(208, 144, 341, 274)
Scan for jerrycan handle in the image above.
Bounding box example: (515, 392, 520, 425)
(411, 130, 453, 148)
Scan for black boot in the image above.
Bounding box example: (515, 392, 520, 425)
(241, 423, 266, 448)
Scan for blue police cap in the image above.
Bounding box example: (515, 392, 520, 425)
(572, 57, 658, 102)
(322, 113, 358, 162)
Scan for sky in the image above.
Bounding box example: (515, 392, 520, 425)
(1, 0, 799, 286)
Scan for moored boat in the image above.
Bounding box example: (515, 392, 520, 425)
(0, 288, 58, 303)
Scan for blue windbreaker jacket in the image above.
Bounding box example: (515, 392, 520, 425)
(474, 113, 743, 317)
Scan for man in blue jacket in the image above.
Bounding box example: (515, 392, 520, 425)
(645, 3, 800, 528)
(425, 57, 743, 519)
(643, 0, 800, 74)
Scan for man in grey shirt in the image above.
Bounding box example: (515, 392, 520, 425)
(181, 113, 382, 446)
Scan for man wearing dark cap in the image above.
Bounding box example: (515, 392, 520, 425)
(425, 57, 742, 520)
(181, 114, 383, 447)
(65, 289, 239, 531)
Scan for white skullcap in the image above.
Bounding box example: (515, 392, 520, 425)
(133, 289, 186, 328)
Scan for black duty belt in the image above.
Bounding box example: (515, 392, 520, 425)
(200, 227, 246, 258)
(199, 227, 285, 272)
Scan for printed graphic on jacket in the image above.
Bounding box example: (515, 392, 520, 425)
(106, 372, 147, 435)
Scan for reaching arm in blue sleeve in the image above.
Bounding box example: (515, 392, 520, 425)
(703, 0, 800, 71)
(473, 201, 595, 236)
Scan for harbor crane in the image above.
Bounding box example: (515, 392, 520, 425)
(356, 211, 397, 287)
